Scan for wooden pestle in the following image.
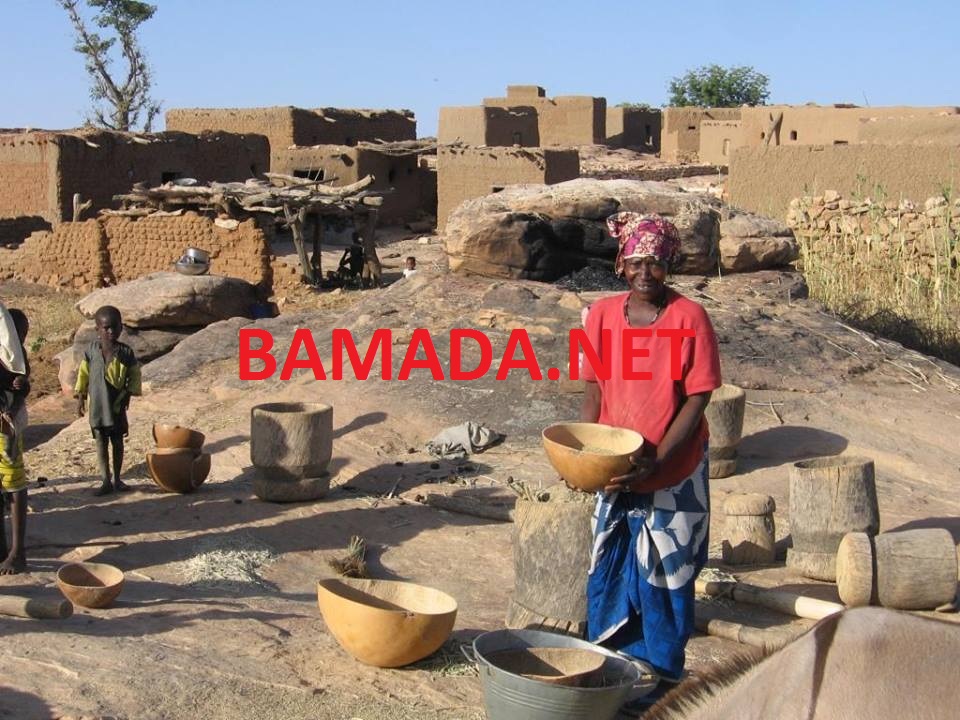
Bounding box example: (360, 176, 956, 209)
(0, 595, 74, 619)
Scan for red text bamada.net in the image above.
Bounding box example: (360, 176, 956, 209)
(238, 328, 695, 382)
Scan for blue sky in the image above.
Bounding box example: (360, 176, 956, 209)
(3, 0, 958, 136)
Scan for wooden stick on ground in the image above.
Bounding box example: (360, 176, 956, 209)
(0, 596, 73, 620)
(417, 493, 515, 522)
(696, 579, 844, 621)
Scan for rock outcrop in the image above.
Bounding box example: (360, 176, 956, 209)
(443, 179, 720, 280)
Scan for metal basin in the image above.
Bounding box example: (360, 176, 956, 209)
(470, 628, 655, 720)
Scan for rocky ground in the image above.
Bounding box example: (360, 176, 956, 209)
(2, 220, 959, 719)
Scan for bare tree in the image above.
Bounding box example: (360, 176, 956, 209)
(57, 0, 161, 131)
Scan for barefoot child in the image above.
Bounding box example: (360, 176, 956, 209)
(0, 304, 30, 574)
(75, 305, 142, 496)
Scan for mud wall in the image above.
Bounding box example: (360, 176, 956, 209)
(9, 214, 273, 292)
(699, 120, 743, 166)
(437, 106, 540, 147)
(606, 107, 661, 151)
(661, 107, 741, 162)
(437, 146, 579, 229)
(166, 107, 295, 152)
(0, 133, 58, 242)
(729, 144, 960, 219)
(293, 108, 415, 146)
(56, 131, 268, 222)
(271, 145, 423, 222)
(738, 105, 960, 148)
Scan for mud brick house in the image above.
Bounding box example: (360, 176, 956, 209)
(698, 104, 960, 165)
(166, 106, 416, 154)
(0, 128, 268, 244)
(605, 106, 661, 151)
(272, 143, 433, 223)
(437, 145, 579, 229)
(438, 86, 606, 148)
(438, 106, 540, 147)
(660, 107, 742, 163)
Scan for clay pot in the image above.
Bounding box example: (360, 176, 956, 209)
(541, 423, 643, 492)
(153, 423, 205, 451)
(703, 384, 746, 478)
(251, 402, 333, 502)
(147, 448, 211, 494)
(485, 647, 606, 687)
(317, 577, 457, 668)
(56, 562, 124, 609)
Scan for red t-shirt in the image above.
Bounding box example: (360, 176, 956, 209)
(580, 289, 722, 490)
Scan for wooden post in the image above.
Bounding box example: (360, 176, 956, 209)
(284, 204, 315, 285)
(360, 209, 382, 288)
(311, 213, 322, 278)
(72, 193, 93, 222)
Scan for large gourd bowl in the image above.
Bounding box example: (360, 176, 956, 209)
(542, 422, 644, 492)
(56, 562, 125, 609)
(317, 577, 457, 668)
(147, 447, 211, 493)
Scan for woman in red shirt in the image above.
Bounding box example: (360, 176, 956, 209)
(579, 213, 721, 683)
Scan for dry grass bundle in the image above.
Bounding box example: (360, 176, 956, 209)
(790, 191, 960, 364)
(327, 535, 368, 578)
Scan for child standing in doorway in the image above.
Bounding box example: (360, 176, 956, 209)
(75, 305, 142, 496)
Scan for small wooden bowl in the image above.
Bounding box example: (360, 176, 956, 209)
(542, 422, 644, 492)
(56, 562, 124, 609)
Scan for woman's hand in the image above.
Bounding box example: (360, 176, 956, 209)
(75, 394, 85, 418)
(604, 452, 658, 494)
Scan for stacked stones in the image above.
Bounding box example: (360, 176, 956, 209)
(787, 190, 960, 277)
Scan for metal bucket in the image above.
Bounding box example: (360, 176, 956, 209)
(469, 629, 654, 720)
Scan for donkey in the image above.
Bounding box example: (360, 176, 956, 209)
(645, 607, 960, 720)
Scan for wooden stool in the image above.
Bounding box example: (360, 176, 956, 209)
(722, 493, 776, 565)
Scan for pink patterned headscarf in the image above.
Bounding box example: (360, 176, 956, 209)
(607, 212, 681, 276)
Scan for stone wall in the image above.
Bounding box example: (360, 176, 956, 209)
(699, 120, 743, 166)
(436, 146, 580, 230)
(786, 190, 960, 361)
(605, 107, 661, 151)
(728, 144, 960, 220)
(661, 107, 741, 162)
(8, 214, 273, 292)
